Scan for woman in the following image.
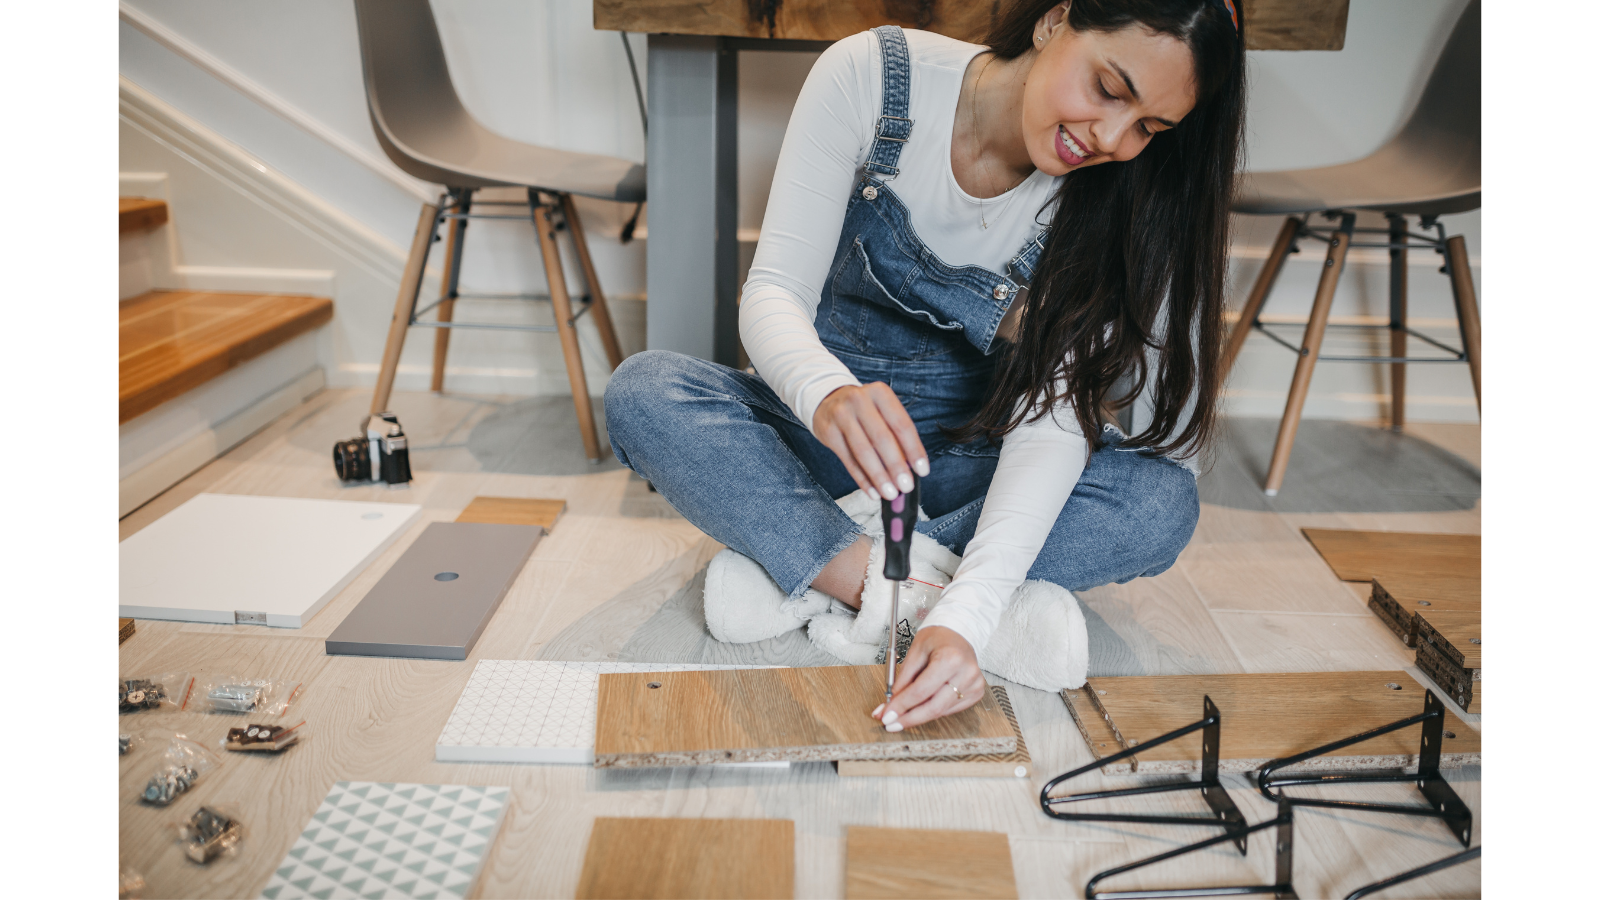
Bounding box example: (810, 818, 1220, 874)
(606, 0, 1244, 728)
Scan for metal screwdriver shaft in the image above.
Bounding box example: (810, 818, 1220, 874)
(880, 474, 919, 705)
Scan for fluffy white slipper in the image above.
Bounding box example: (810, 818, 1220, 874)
(848, 532, 962, 645)
(805, 599, 882, 665)
(976, 580, 1089, 692)
(703, 548, 834, 644)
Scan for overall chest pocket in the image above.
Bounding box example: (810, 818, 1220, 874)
(826, 238, 966, 361)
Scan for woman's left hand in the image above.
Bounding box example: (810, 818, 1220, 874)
(872, 625, 986, 729)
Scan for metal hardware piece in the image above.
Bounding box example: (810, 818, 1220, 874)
(1083, 799, 1299, 899)
(873, 114, 914, 141)
(207, 683, 263, 714)
(862, 185, 879, 200)
(1256, 689, 1472, 847)
(1042, 696, 1250, 854)
(1342, 846, 1481, 900)
(181, 806, 243, 863)
(993, 283, 1012, 301)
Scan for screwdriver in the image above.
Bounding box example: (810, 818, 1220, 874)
(880, 473, 919, 706)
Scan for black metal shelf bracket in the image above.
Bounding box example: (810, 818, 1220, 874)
(1041, 696, 1250, 854)
(1255, 689, 1473, 847)
(1083, 799, 1298, 900)
(1342, 846, 1481, 900)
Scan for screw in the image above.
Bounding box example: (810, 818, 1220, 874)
(647, 682, 661, 689)
(1469, 638, 1481, 644)
(1386, 683, 1402, 690)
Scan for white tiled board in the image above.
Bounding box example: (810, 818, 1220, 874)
(436, 660, 782, 765)
(120, 493, 421, 627)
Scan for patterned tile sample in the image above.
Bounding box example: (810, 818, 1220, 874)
(260, 781, 508, 900)
(437, 660, 763, 764)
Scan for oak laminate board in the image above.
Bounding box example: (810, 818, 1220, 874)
(593, 666, 1015, 767)
(594, 0, 1349, 51)
(455, 496, 566, 531)
(119, 618, 135, 644)
(1060, 671, 1479, 775)
(845, 827, 1018, 900)
(1301, 528, 1480, 583)
(1416, 609, 1482, 670)
(836, 685, 1031, 778)
(1416, 637, 1482, 714)
(575, 817, 794, 899)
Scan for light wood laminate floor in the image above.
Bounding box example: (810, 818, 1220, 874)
(119, 389, 1481, 899)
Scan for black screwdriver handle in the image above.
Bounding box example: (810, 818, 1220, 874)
(880, 474, 919, 581)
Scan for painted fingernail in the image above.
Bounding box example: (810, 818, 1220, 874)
(913, 458, 930, 476)
(871, 703, 884, 718)
(866, 487, 881, 501)
(882, 710, 899, 725)
(897, 473, 914, 493)
(885, 722, 904, 733)
(880, 482, 898, 500)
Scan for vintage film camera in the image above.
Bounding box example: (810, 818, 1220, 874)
(332, 412, 413, 487)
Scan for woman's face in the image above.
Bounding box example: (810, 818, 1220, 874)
(1021, 4, 1198, 175)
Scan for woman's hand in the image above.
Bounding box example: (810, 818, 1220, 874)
(872, 625, 986, 729)
(813, 383, 929, 500)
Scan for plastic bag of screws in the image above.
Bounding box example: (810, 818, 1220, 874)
(120, 731, 145, 756)
(193, 676, 303, 716)
(224, 719, 306, 753)
(175, 805, 244, 864)
(141, 735, 218, 806)
(119, 673, 194, 713)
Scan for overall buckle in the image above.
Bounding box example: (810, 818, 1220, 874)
(874, 115, 914, 142)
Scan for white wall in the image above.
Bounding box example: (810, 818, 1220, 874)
(119, 0, 1479, 420)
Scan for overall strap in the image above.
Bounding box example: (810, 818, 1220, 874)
(1005, 228, 1052, 286)
(864, 26, 914, 180)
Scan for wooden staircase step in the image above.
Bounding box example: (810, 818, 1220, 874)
(119, 290, 333, 423)
(119, 197, 168, 233)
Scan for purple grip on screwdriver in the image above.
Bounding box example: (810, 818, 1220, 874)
(890, 518, 903, 541)
(891, 495, 905, 513)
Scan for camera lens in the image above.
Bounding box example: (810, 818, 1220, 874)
(333, 439, 370, 483)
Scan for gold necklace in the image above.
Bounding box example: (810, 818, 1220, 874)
(970, 54, 1027, 230)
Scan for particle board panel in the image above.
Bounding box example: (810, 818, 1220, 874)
(119, 196, 168, 232)
(119, 493, 422, 628)
(593, 665, 1016, 768)
(455, 495, 566, 531)
(1301, 528, 1480, 583)
(1370, 573, 1480, 647)
(836, 685, 1031, 778)
(119, 289, 334, 422)
(575, 817, 794, 900)
(1416, 609, 1482, 670)
(119, 618, 135, 644)
(593, 0, 1346, 51)
(1059, 671, 1479, 775)
(1415, 638, 1481, 714)
(326, 522, 542, 660)
(845, 826, 1018, 900)
(436, 660, 770, 764)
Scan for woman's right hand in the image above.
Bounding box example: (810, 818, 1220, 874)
(812, 383, 929, 500)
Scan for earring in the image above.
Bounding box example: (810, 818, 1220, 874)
(1035, 35, 1043, 43)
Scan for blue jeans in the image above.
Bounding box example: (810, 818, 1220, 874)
(605, 350, 1199, 601)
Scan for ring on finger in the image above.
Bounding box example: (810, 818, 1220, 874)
(948, 682, 964, 702)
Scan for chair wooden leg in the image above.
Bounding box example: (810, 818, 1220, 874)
(1263, 213, 1355, 496)
(431, 189, 473, 392)
(1445, 235, 1482, 413)
(372, 200, 441, 417)
(558, 193, 625, 370)
(1387, 213, 1408, 431)
(531, 192, 603, 462)
(1221, 216, 1301, 380)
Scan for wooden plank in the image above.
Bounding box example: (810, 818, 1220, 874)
(836, 685, 1030, 778)
(592, 665, 1016, 768)
(1416, 609, 1481, 670)
(1059, 671, 1479, 775)
(119, 618, 135, 644)
(845, 827, 1017, 900)
(119, 196, 168, 233)
(119, 290, 333, 422)
(594, 0, 1348, 51)
(1415, 638, 1481, 714)
(456, 495, 566, 531)
(1301, 528, 1480, 583)
(575, 817, 793, 899)
(1370, 573, 1479, 647)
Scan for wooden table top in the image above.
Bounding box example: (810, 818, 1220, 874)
(595, 0, 1350, 52)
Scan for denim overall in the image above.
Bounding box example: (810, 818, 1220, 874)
(604, 25, 1198, 605)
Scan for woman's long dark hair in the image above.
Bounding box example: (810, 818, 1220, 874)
(951, 0, 1245, 460)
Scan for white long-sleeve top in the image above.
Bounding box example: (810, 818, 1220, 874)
(738, 28, 1087, 653)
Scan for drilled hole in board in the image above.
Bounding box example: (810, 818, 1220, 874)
(1416, 600, 1432, 606)
(1385, 683, 1403, 690)
(647, 681, 662, 689)
(434, 572, 459, 582)
(1469, 638, 1481, 644)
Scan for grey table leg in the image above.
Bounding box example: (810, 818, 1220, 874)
(646, 35, 739, 366)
